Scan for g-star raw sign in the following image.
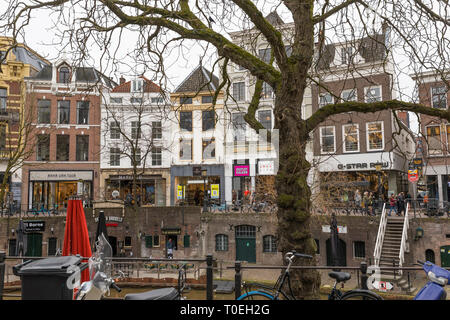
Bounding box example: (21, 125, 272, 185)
(337, 162, 390, 170)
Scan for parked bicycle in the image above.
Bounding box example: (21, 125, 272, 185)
(27, 203, 59, 216)
(236, 251, 383, 300)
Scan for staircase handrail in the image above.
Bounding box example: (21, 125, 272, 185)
(373, 202, 387, 266)
(398, 202, 410, 277)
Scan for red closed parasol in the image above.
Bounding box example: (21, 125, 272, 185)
(63, 198, 92, 284)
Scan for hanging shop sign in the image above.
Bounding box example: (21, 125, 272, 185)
(23, 221, 45, 232)
(177, 185, 184, 200)
(408, 169, 419, 183)
(211, 184, 220, 199)
(257, 160, 275, 175)
(234, 165, 250, 177)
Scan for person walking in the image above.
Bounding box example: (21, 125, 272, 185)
(397, 192, 405, 216)
(388, 193, 397, 216)
(354, 189, 362, 213)
(167, 238, 174, 259)
(363, 191, 370, 216)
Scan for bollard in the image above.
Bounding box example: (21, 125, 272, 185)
(206, 255, 213, 300)
(235, 262, 242, 299)
(360, 261, 368, 290)
(0, 252, 5, 300)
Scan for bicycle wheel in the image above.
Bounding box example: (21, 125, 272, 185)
(340, 290, 383, 300)
(237, 291, 276, 300)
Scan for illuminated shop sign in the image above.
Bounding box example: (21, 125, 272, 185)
(234, 165, 250, 177)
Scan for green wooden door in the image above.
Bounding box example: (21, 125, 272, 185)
(235, 225, 256, 263)
(440, 245, 450, 267)
(25, 233, 42, 257)
(236, 238, 256, 263)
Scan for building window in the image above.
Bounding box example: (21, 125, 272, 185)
(367, 122, 384, 151)
(180, 96, 192, 104)
(202, 138, 215, 159)
(319, 93, 333, 107)
(258, 110, 272, 130)
(131, 121, 141, 139)
(263, 235, 277, 253)
(36, 135, 50, 161)
(202, 110, 215, 131)
(447, 125, 450, 152)
(133, 148, 141, 166)
(110, 147, 121, 166)
(76, 135, 89, 161)
(37, 99, 51, 124)
(0, 88, 6, 111)
(152, 121, 162, 139)
(426, 126, 442, 155)
(343, 124, 359, 152)
(232, 112, 246, 142)
(341, 89, 357, 102)
(261, 82, 274, 99)
(151, 97, 164, 104)
(56, 135, 70, 161)
(180, 111, 192, 132)
(179, 139, 192, 160)
(110, 121, 120, 139)
(425, 249, 435, 263)
(110, 97, 122, 104)
(131, 79, 143, 92)
(341, 47, 353, 65)
(57, 100, 70, 124)
(353, 241, 365, 258)
(153, 235, 160, 247)
(258, 48, 272, 64)
(215, 234, 228, 251)
(320, 126, 335, 153)
(364, 86, 382, 103)
(232, 82, 245, 101)
(58, 67, 70, 84)
(152, 147, 162, 166)
(431, 86, 447, 109)
(202, 95, 213, 104)
(76, 101, 89, 125)
(130, 97, 143, 104)
(0, 125, 6, 150)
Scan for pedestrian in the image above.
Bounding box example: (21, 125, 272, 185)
(368, 192, 375, 216)
(388, 193, 397, 216)
(354, 189, 361, 213)
(397, 192, 405, 216)
(363, 191, 370, 215)
(167, 238, 174, 259)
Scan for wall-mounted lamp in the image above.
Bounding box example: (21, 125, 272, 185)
(11, 229, 15, 236)
(415, 227, 424, 240)
(51, 227, 54, 235)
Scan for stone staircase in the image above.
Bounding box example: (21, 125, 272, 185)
(378, 216, 416, 293)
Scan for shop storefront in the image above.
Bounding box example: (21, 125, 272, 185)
(28, 170, 93, 210)
(104, 174, 166, 206)
(171, 165, 224, 206)
(314, 152, 410, 202)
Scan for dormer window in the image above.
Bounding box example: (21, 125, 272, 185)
(131, 79, 143, 92)
(58, 66, 70, 84)
(341, 47, 353, 65)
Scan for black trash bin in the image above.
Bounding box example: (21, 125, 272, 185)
(13, 255, 88, 300)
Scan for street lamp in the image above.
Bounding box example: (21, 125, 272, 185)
(201, 169, 208, 213)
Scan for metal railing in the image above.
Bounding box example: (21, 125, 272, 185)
(398, 203, 410, 277)
(373, 202, 386, 266)
(0, 254, 216, 300)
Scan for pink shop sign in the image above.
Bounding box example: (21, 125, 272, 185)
(234, 165, 250, 177)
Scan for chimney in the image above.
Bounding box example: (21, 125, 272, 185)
(120, 76, 126, 85)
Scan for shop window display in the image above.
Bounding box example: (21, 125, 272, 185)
(105, 177, 166, 206)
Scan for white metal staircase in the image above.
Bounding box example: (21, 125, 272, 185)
(373, 203, 412, 291)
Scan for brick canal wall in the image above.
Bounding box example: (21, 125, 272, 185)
(0, 209, 448, 268)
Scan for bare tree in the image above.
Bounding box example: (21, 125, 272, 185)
(2, 0, 450, 298)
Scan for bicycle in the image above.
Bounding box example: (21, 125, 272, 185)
(236, 251, 383, 300)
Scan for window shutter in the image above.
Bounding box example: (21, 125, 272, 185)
(183, 234, 190, 248)
(145, 235, 153, 248)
